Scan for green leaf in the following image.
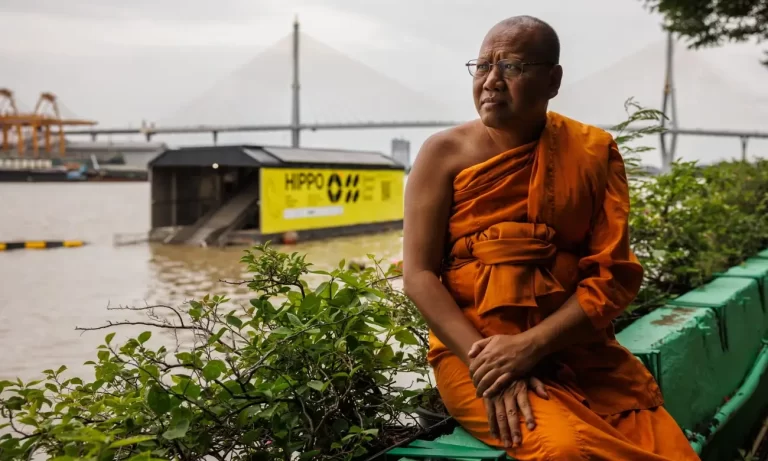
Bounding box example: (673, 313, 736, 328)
(138, 331, 152, 344)
(242, 429, 264, 444)
(58, 427, 109, 443)
(105, 332, 115, 345)
(162, 418, 190, 440)
(226, 315, 243, 329)
(203, 360, 226, 381)
(56, 365, 67, 375)
(175, 352, 194, 364)
(207, 327, 227, 345)
(108, 435, 156, 448)
(307, 380, 325, 392)
(287, 313, 303, 327)
(173, 380, 201, 400)
(341, 433, 358, 442)
(97, 350, 110, 361)
(394, 329, 419, 346)
(0, 380, 16, 393)
(300, 294, 321, 310)
(299, 450, 321, 459)
(376, 345, 395, 363)
(139, 365, 160, 384)
(338, 272, 361, 287)
(45, 383, 58, 393)
(146, 386, 171, 415)
(270, 327, 293, 336)
(5, 396, 24, 410)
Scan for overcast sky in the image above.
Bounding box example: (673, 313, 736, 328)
(1, 0, 765, 164)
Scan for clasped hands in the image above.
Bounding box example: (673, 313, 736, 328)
(467, 333, 549, 449)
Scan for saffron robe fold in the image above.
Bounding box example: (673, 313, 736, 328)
(430, 112, 700, 460)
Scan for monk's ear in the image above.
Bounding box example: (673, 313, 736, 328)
(548, 64, 563, 99)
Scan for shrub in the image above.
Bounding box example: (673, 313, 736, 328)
(618, 115, 768, 318)
(608, 99, 768, 323)
(0, 245, 429, 461)
(627, 158, 768, 317)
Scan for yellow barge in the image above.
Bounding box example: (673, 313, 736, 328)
(148, 145, 405, 247)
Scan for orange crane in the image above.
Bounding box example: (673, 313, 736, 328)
(0, 89, 97, 157)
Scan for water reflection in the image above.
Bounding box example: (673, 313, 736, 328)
(145, 230, 403, 306)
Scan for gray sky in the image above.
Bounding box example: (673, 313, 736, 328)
(1, 0, 765, 164)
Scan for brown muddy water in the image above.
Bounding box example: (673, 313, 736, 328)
(0, 182, 405, 382)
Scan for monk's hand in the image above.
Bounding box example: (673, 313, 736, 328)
(484, 377, 549, 449)
(468, 333, 545, 398)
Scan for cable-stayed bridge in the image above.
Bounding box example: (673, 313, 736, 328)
(64, 20, 768, 169)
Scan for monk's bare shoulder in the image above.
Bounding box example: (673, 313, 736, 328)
(412, 120, 486, 182)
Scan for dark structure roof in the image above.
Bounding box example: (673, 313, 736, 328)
(148, 145, 403, 169)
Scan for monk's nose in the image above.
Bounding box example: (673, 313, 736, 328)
(483, 66, 505, 92)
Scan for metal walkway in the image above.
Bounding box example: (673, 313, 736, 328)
(169, 181, 260, 246)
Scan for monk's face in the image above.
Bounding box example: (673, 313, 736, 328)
(472, 26, 562, 129)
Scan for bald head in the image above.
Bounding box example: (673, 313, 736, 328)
(486, 15, 560, 64)
(472, 15, 563, 129)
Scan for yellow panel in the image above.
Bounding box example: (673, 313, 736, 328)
(0, 243, 5, 251)
(259, 168, 404, 234)
(63, 240, 84, 247)
(25, 241, 46, 249)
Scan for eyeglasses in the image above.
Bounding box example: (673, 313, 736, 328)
(465, 59, 554, 79)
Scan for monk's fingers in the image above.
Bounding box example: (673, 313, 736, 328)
(495, 398, 514, 449)
(468, 355, 484, 379)
(470, 360, 489, 386)
(473, 366, 503, 396)
(480, 372, 514, 399)
(515, 381, 536, 431)
(468, 349, 493, 377)
(484, 397, 500, 441)
(468, 337, 491, 358)
(486, 402, 498, 439)
(503, 389, 522, 447)
(529, 376, 549, 400)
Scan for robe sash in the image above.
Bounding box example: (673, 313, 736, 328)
(447, 222, 565, 315)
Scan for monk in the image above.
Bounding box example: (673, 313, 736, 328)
(402, 16, 700, 460)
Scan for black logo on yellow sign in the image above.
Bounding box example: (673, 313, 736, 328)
(327, 173, 360, 203)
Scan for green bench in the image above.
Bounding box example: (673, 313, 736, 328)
(385, 425, 511, 460)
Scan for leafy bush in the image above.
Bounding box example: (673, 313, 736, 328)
(628, 157, 768, 315)
(0, 245, 429, 461)
(615, 102, 768, 319)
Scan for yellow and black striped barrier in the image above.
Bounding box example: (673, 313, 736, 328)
(0, 240, 85, 251)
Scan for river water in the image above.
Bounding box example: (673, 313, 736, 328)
(0, 183, 404, 382)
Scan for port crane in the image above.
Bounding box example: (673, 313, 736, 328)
(0, 89, 97, 157)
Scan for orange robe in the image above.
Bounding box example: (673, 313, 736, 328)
(430, 112, 700, 460)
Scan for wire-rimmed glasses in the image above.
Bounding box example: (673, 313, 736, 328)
(466, 59, 554, 79)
